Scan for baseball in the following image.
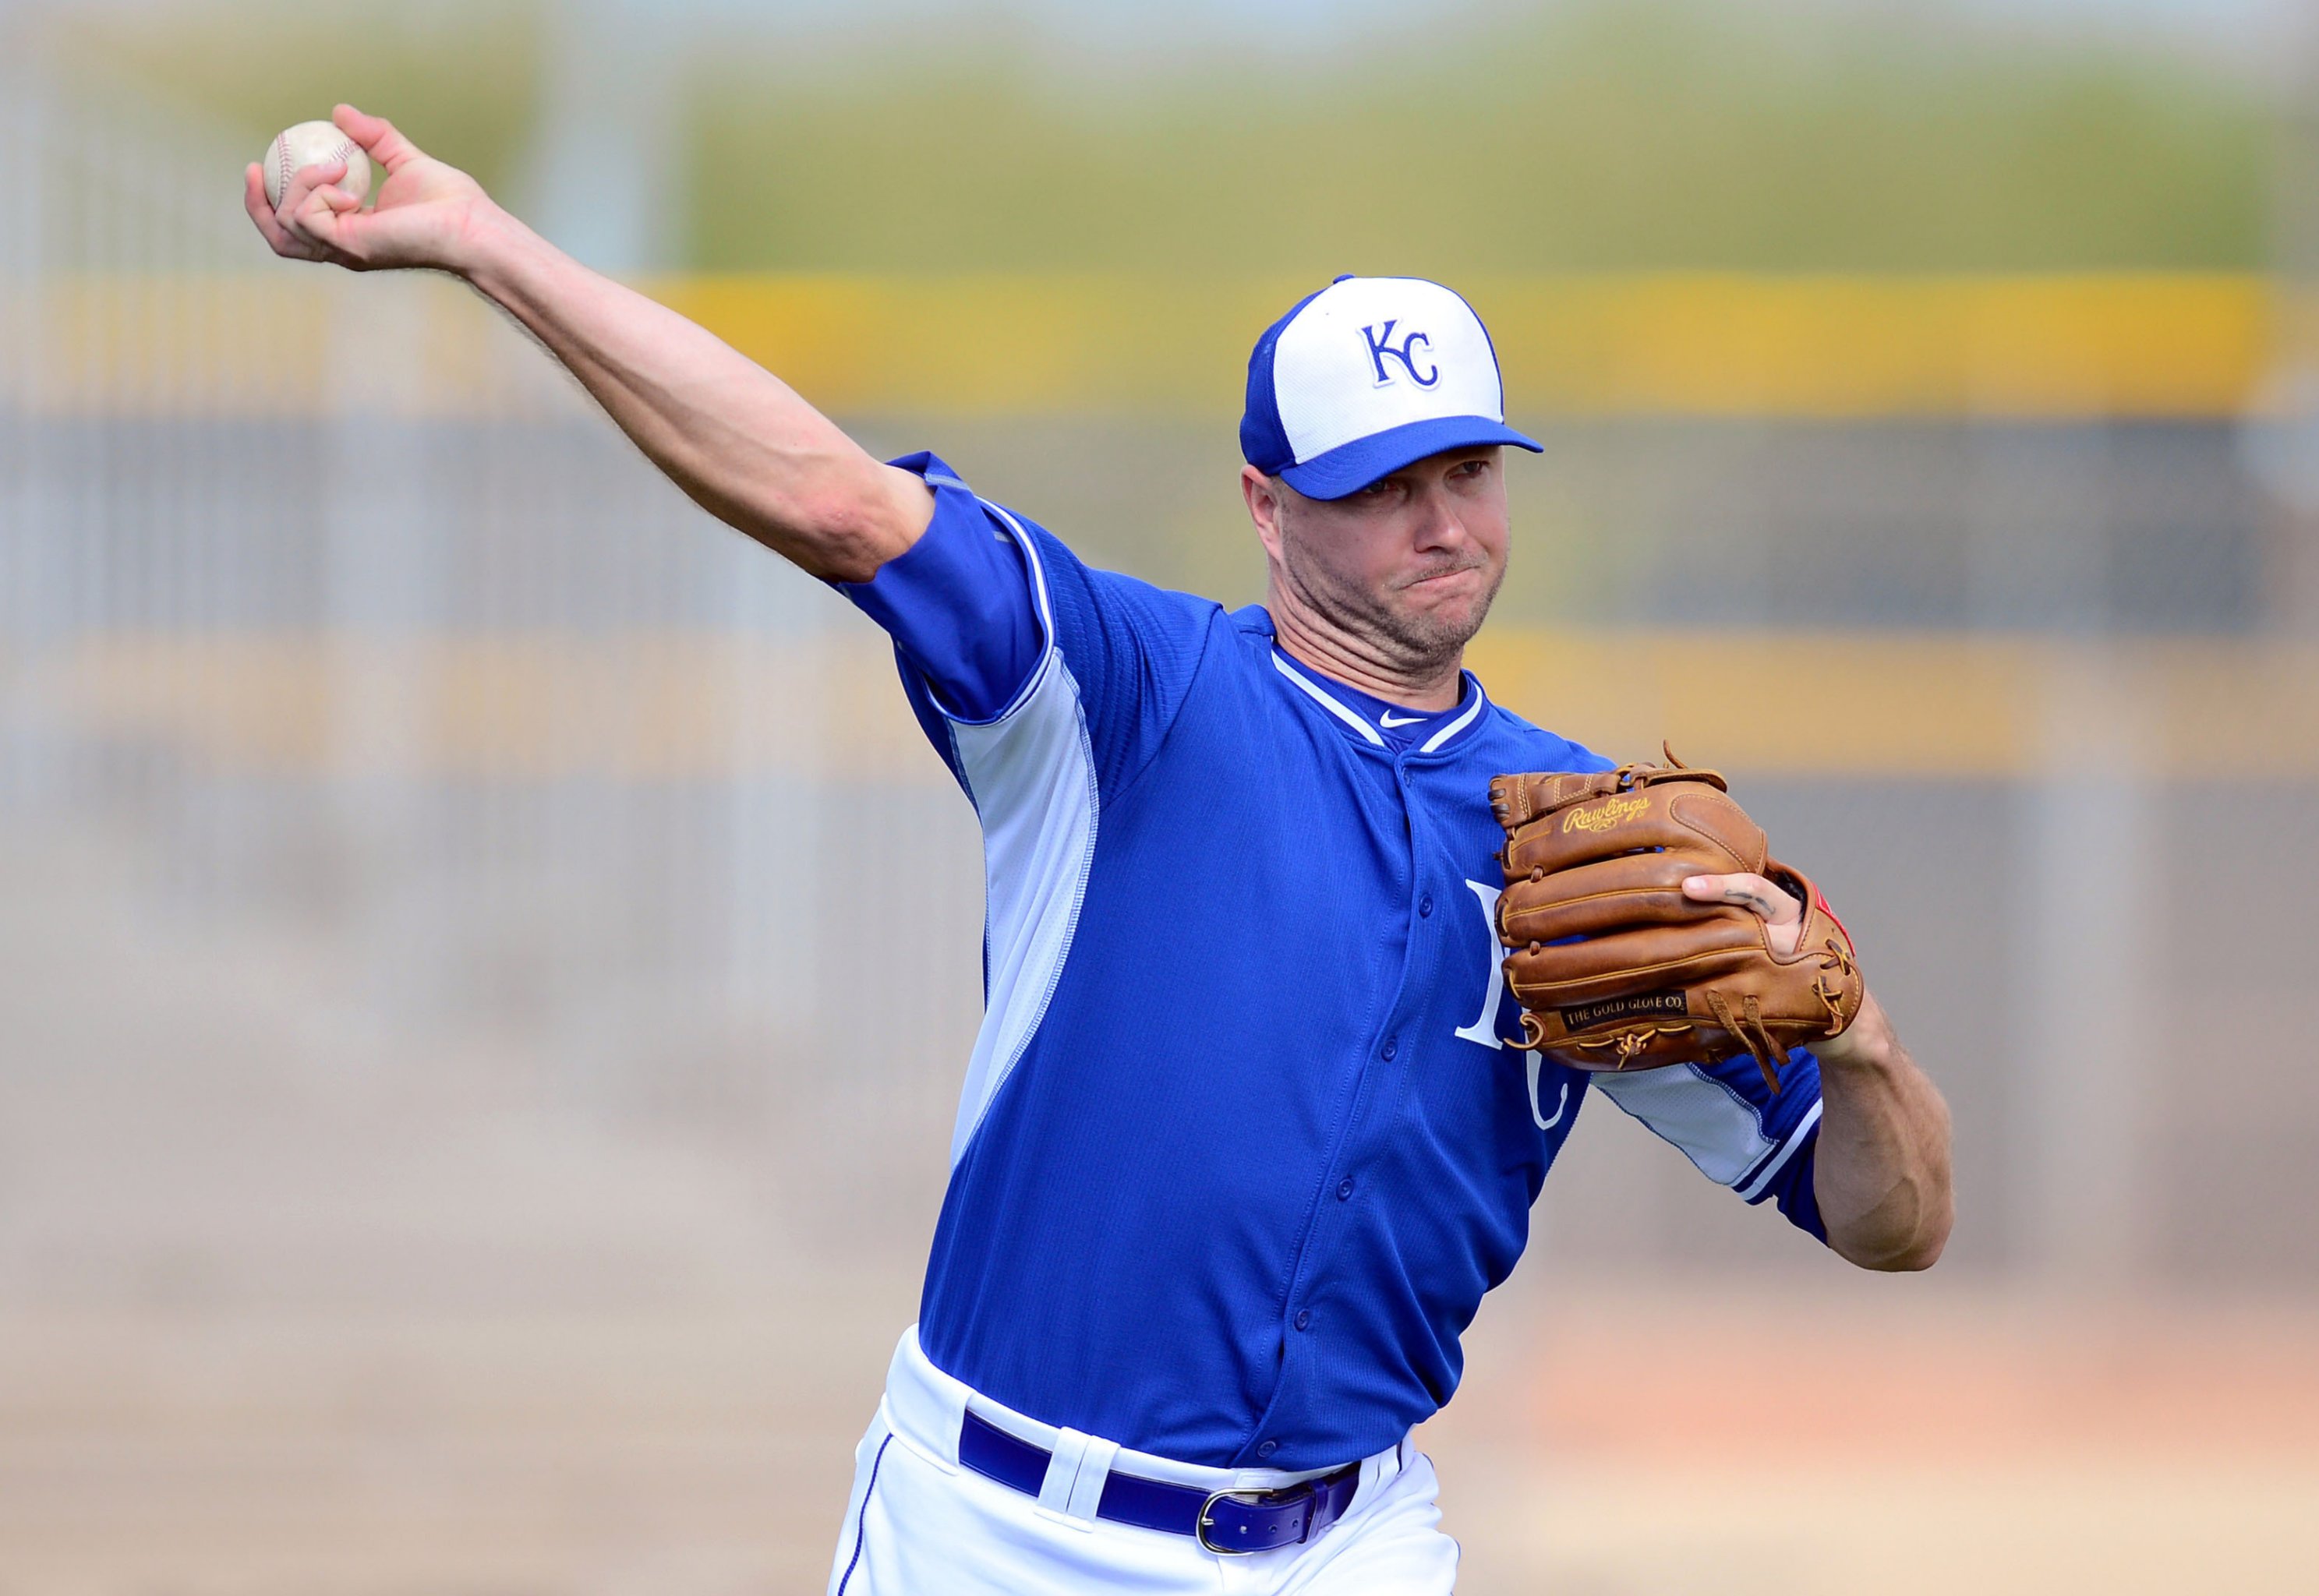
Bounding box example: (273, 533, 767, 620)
(261, 120, 372, 210)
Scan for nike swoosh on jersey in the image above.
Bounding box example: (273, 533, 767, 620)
(1379, 712, 1426, 727)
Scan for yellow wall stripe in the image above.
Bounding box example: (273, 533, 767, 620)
(6, 273, 2292, 421)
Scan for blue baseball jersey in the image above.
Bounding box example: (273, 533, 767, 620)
(840, 454, 1826, 1471)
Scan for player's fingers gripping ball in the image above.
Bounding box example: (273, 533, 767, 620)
(1488, 753, 1863, 1091)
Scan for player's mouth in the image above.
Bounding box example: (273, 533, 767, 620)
(1402, 563, 1484, 592)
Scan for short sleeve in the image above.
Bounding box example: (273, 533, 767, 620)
(838, 452, 1045, 725)
(839, 452, 1220, 803)
(1588, 1049, 1829, 1243)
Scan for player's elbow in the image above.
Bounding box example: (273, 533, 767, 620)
(1833, 1202, 1952, 1273)
(1853, 1231, 1947, 1273)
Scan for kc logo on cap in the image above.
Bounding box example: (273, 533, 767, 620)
(1240, 276, 1542, 501)
(1362, 320, 1441, 389)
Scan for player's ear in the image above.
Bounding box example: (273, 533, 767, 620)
(1242, 465, 1289, 560)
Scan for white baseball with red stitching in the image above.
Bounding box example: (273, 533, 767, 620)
(261, 120, 373, 210)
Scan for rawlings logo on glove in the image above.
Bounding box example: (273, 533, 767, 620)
(1560, 793, 1650, 833)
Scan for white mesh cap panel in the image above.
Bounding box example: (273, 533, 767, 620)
(1271, 277, 1507, 463)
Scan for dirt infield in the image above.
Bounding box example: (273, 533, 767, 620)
(1426, 1284, 2319, 1594)
(2, 1281, 2313, 1595)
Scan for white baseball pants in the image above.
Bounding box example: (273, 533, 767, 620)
(827, 1326, 1460, 1595)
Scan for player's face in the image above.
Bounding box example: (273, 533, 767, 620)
(1253, 447, 1511, 671)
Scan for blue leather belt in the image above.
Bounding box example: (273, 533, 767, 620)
(957, 1410, 1363, 1555)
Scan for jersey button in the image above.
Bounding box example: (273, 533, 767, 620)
(1381, 1037, 1398, 1061)
(1337, 1178, 1355, 1201)
(1418, 894, 1433, 917)
(1295, 1309, 1312, 1331)
(1256, 1439, 1279, 1460)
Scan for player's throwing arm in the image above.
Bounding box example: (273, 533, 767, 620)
(244, 105, 937, 581)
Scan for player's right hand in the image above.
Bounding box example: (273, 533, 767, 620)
(245, 104, 493, 274)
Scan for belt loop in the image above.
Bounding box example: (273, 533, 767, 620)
(1066, 1435, 1119, 1521)
(1038, 1427, 1094, 1513)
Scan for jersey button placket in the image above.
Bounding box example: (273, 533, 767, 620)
(1294, 1309, 1312, 1331)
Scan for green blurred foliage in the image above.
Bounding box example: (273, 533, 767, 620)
(61, 0, 2274, 273)
(53, 1, 543, 199)
(693, 3, 2273, 273)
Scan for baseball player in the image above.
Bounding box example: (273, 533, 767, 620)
(249, 108, 1953, 1595)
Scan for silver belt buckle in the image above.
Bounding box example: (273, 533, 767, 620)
(1197, 1486, 1268, 1555)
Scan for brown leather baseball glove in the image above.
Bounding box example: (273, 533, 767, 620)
(1487, 753, 1862, 1091)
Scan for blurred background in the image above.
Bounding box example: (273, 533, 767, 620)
(3, 0, 2317, 1591)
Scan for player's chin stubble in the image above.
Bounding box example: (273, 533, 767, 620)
(1281, 538, 1507, 676)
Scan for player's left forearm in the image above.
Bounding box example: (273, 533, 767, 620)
(1809, 994, 1953, 1270)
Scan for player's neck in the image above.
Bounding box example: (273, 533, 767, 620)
(1268, 606, 1465, 712)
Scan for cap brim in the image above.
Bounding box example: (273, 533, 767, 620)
(1279, 416, 1543, 501)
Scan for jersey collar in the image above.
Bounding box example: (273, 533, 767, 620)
(1267, 645, 1490, 757)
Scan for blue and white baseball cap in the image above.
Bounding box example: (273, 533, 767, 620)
(1240, 275, 1542, 500)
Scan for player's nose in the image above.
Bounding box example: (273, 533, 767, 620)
(1408, 486, 1469, 552)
